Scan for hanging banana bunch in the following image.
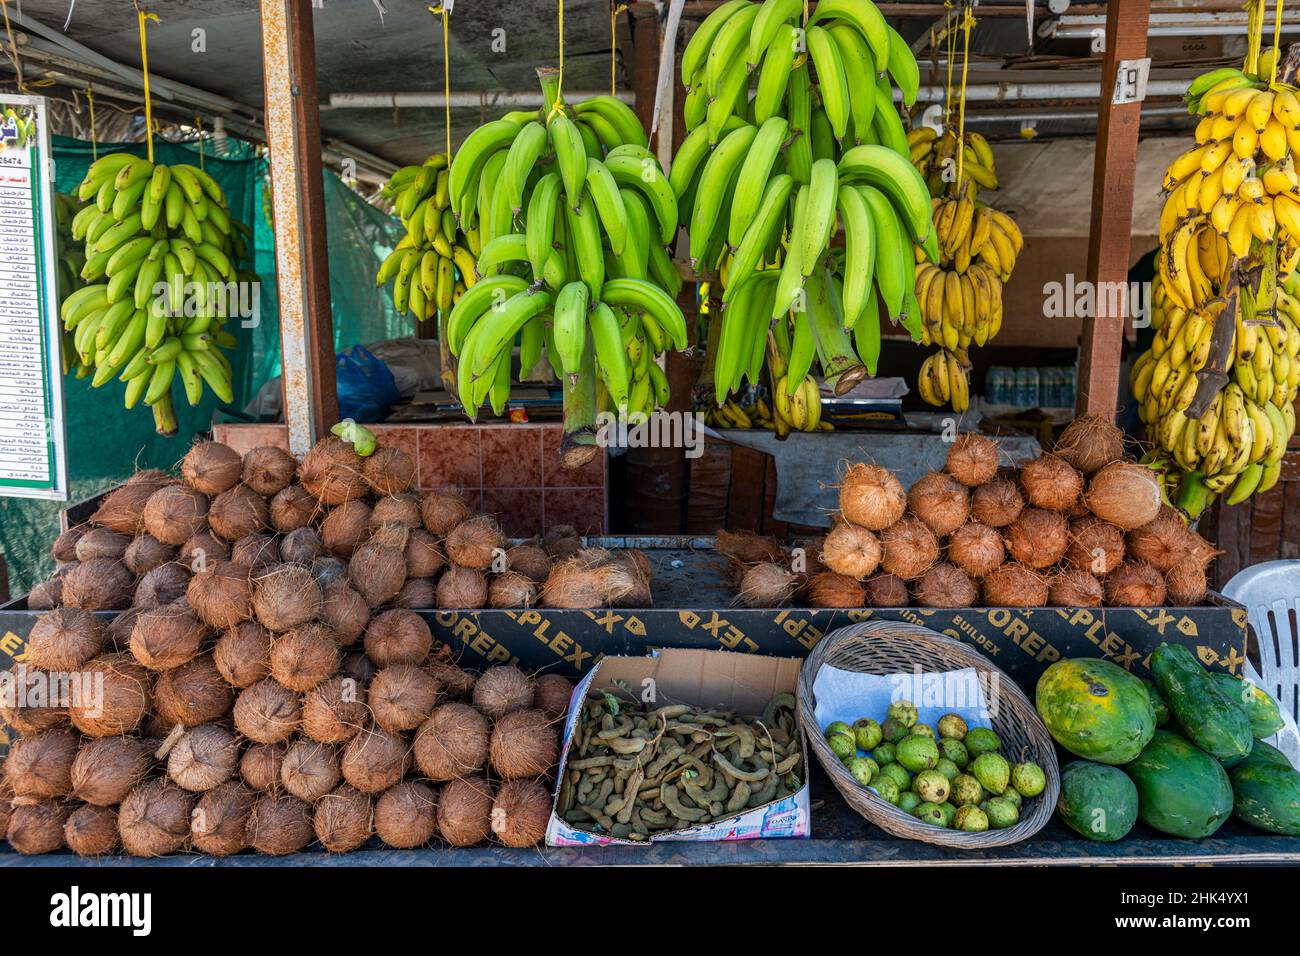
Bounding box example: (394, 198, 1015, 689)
(60, 153, 254, 435)
(1134, 32, 1300, 515)
(674, 0, 938, 432)
(54, 193, 88, 376)
(443, 69, 688, 461)
(375, 152, 477, 324)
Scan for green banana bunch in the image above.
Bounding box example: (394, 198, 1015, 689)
(64, 152, 253, 435)
(54, 193, 89, 376)
(677, 0, 937, 419)
(376, 152, 479, 324)
(444, 68, 688, 461)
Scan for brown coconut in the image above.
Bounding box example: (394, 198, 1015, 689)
(375, 780, 438, 848)
(133, 563, 191, 610)
(179, 530, 230, 567)
(269, 623, 338, 692)
(53, 524, 90, 563)
(233, 679, 301, 743)
(715, 530, 787, 568)
(64, 804, 119, 856)
(491, 779, 550, 848)
(1067, 515, 1127, 575)
(61, 557, 133, 611)
(340, 726, 409, 794)
(736, 562, 799, 608)
(863, 572, 909, 607)
(104, 607, 140, 652)
(242, 445, 298, 496)
(280, 739, 342, 802)
(68, 653, 152, 737)
(314, 784, 374, 852)
(269, 484, 318, 532)
(364, 609, 433, 667)
(1185, 528, 1224, 570)
(1020, 453, 1084, 512)
(300, 435, 369, 506)
(533, 674, 573, 721)
(252, 563, 322, 631)
(945, 433, 1001, 487)
(908, 472, 971, 537)
(414, 702, 490, 780)
(369, 493, 420, 530)
(425, 658, 476, 699)
(839, 463, 908, 530)
(1004, 508, 1070, 569)
(144, 484, 210, 546)
(321, 500, 372, 558)
(167, 723, 239, 792)
(402, 530, 445, 579)
(182, 441, 242, 496)
(363, 446, 416, 497)
(488, 572, 538, 609)
(971, 477, 1025, 528)
(393, 577, 437, 609)
(70, 736, 151, 806)
(302, 675, 369, 743)
(489, 708, 558, 780)
(437, 565, 490, 609)
(90, 476, 168, 535)
(916, 563, 978, 608)
(4, 727, 79, 798)
(1166, 556, 1208, 605)
(1085, 462, 1163, 530)
(370, 521, 411, 553)
(213, 621, 272, 688)
(880, 517, 940, 581)
(123, 535, 177, 575)
(820, 523, 881, 579)
(368, 664, 440, 734)
(948, 523, 1006, 578)
(184, 559, 253, 630)
(341, 650, 379, 686)
(438, 776, 493, 847)
(240, 742, 287, 792)
(118, 779, 194, 856)
(543, 524, 583, 558)
(982, 563, 1050, 607)
(421, 491, 471, 535)
(0, 665, 67, 734)
(446, 516, 506, 571)
(473, 665, 534, 720)
(349, 541, 408, 608)
(26, 606, 103, 670)
(230, 533, 280, 572)
(208, 484, 269, 541)
(1049, 569, 1105, 607)
(499, 544, 549, 584)
(247, 793, 313, 855)
(27, 575, 63, 611)
(153, 654, 233, 727)
(319, 581, 369, 647)
(190, 780, 255, 856)
(1054, 414, 1126, 475)
(6, 801, 70, 855)
(129, 603, 206, 671)
(1126, 506, 1195, 572)
(75, 527, 131, 562)
(807, 572, 867, 608)
(1105, 559, 1167, 606)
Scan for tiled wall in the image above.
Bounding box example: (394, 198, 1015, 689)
(212, 423, 607, 536)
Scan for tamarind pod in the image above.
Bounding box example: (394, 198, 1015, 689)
(590, 778, 615, 812)
(721, 724, 756, 758)
(713, 752, 771, 783)
(650, 704, 692, 720)
(661, 783, 707, 822)
(762, 692, 796, 727)
(726, 782, 752, 814)
(596, 716, 634, 739)
(639, 807, 670, 827)
(607, 737, 647, 755)
(569, 755, 615, 770)
(616, 768, 643, 825)
(775, 752, 803, 775)
(747, 775, 779, 808)
(589, 808, 616, 832)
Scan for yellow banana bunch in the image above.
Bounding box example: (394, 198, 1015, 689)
(912, 128, 1000, 199)
(917, 349, 970, 412)
(65, 152, 252, 435)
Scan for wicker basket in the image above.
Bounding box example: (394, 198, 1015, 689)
(799, 619, 1060, 848)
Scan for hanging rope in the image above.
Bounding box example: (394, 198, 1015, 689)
(428, 4, 453, 159)
(86, 83, 98, 160)
(557, 0, 566, 107)
(955, 4, 975, 191)
(195, 114, 205, 171)
(610, 3, 627, 96)
(1271, 0, 1286, 86)
(0, 0, 24, 92)
(136, 4, 160, 163)
(943, 1, 956, 128)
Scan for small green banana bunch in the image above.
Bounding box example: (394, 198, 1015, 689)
(375, 152, 478, 322)
(443, 68, 688, 461)
(54, 193, 88, 374)
(61, 152, 254, 435)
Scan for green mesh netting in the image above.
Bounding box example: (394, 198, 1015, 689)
(0, 135, 407, 596)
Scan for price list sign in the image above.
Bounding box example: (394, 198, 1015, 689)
(0, 95, 67, 501)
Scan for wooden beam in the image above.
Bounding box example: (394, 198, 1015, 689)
(261, 0, 338, 454)
(1077, 0, 1151, 418)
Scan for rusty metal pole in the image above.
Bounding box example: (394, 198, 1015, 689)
(261, 0, 339, 454)
(1077, 0, 1151, 418)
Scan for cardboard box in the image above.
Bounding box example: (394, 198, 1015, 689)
(545, 648, 811, 846)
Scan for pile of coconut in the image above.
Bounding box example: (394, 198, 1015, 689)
(727, 417, 1218, 610)
(2, 435, 578, 857)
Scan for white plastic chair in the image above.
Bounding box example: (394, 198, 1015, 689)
(1222, 560, 1300, 765)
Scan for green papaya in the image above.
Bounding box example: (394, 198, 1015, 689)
(1141, 678, 1170, 727)
(1230, 755, 1300, 836)
(1208, 672, 1286, 739)
(1056, 760, 1139, 843)
(1245, 740, 1294, 770)
(1150, 643, 1253, 766)
(1035, 658, 1156, 764)
(1124, 730, 1234, 839)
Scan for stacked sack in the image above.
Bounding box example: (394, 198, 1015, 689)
(726, 416, 1219, 609)
(0, 434, 600, 856)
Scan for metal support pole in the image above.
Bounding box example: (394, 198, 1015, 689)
(261, 0, 338, 454)
(1078, 0, 1151, 418)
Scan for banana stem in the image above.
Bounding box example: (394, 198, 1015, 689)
(561, 337, 599, 470)
(537, 67, 563, 113)
(437, 308, 459, 399)
(693, 303, 724, 405)
(150, 392, 178, 436)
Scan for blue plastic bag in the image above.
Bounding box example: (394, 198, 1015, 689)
(335, 345, 401, 423)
